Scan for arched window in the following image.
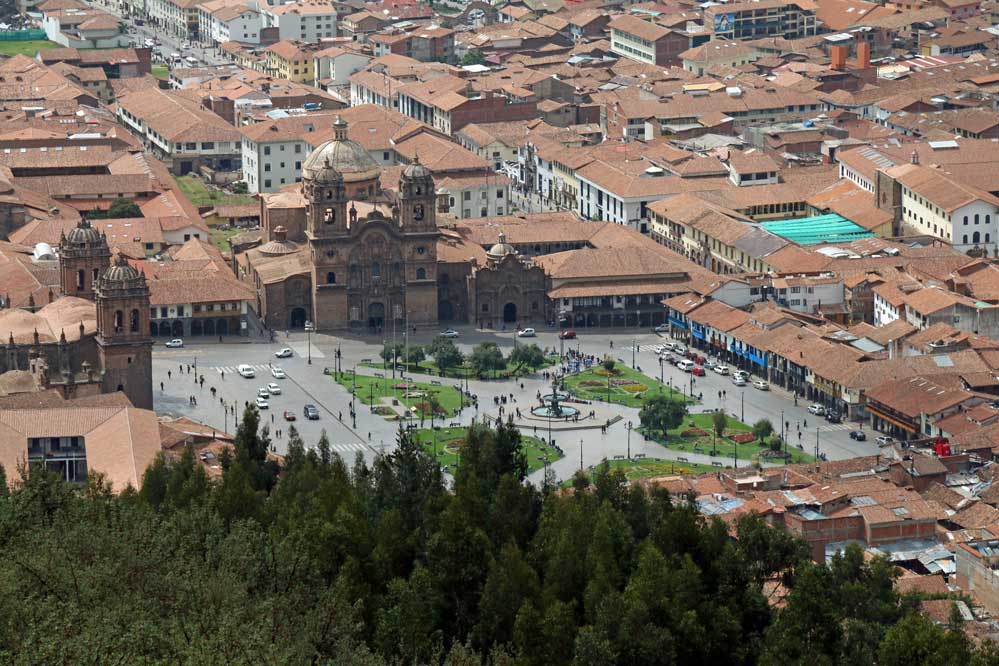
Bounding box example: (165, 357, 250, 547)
(964, 216, 969, 225)
(371, 262, 381, 278)
(327, 271, 336, 284)
(129, 309, 139, 333)
(973, 231, 981, 244)
(987, 233, 992, 243)
(76, 269, 84, 289)
(964, 234, 969, 244)
(988, 215, 992, 225)
(324, 208, 335, 224)
(413, 204, 424, 221)
(114, 310, 124, 332)
(975, 214, 980, 225)
(416, 267, 426, 280)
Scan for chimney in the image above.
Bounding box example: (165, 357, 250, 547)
(273, 225, 287, 242)
(855, 41, 870, 70)
(831, 45, 847, 71)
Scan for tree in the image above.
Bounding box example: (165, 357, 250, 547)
(429, 337, 464, 376)
(470, 342, 505, 378)
(405, 345, 425, 366)
(460, 50, 485, 66)
(381, 342, 404, 366)
(752, 418, 774, 440)
(638, 395, 686, 438)
(602, 356, 616, 373)
(712, 410, 728, 439)
(232, 181, 249, 194)
(106, 197, 141, 219)
(509, 343, 544, 373)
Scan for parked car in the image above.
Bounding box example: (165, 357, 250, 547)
(660, 341, 675, 352)
(237, 364, 255, 378)
(673, 344, 687, 355)
(876, 435, 893, 446)
(165, 338, 184, 348)
(275, 348, 293, 358)
(825, 410, 842, 424)
(677, 359, 696, 372)
(654, 323, 669, 332)
(849, 430, 867, 441)
(559, 329, 576, 339)
(733, 369, 749, 380)
(713, 365, 730, 375)
(439, 329, 459, 338)
(517, 328, 536, 337)
(692, 366, 705, 376)
(283, 410, 296, 421)
(653, 345, 667, 355)
(752, 379, 770, 391)
(266, 383, 281, 395)
(808, 403, 826, 416)
(704, 359, 717, 369)
(255, 396, 269, 409)
(303, 404, 320, 420)
(731, 376, 747, 386)
(271, 366, 286, 379)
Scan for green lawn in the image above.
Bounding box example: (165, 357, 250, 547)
(0, 40, 59, 57)
(361, 355, 559, 379)
(563, 457, 723, 486)
(210, 227, 241, 252)
(176, 175, 256, 207)
(643, 412, 815, 464)
(151, 64, 170, 80)
(335, 372, 465, 420)
(412, 427, 561, 475)
(564, 365, 695, 408)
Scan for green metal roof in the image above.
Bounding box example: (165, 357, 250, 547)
(759, 214, 874, 246)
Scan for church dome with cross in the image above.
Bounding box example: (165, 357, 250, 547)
(302, 115, 382, 186)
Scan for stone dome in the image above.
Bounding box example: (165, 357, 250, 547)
(402, 154, 432, 180)
(102, 254, 141, 283)
(302, 116, 381, 184)
(65, 219, 103, 246)
(487, 232, 516, 261)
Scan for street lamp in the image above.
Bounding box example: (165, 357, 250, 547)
(579, 437, 584, 472)
(740, 390, 745, 422)
(632, 337, 636, 368)
(626, 420, 633, 459)
(305, 320, 313, 365)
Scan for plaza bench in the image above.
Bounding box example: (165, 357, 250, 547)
(677, 457, 689, 463)
(430, 380, 442, 385)
(374, 372, 384, 378)
(711, 462, 723, 467)
(612, 454, 625, 460)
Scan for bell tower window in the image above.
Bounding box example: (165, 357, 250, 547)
(372, 262, 381, 279)
(77, 269, 84, 289)
(414, 204, 424, 221)
(114, 310, 124, 333)
(327, 272, 336, 284)
(130, 309, 139, 332)
(324, 208, 335, 224)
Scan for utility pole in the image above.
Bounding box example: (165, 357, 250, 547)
(626, 420, 633, 459)
(741, 391, 745, 422)
(580, 437, 583, 472)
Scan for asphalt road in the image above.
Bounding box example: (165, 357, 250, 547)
(152, 324, 879, 484)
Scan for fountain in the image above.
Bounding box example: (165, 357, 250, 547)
(531, 376, 579, 418)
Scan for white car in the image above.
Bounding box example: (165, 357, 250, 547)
(877, 435, 894, 447)
(654, 323, 669, 333)
(440, 329, 459, 338)
(808, 403, 826, 416)
(654, 344, 667, 355)
(673, 344, 687, 355)
(677, 359, 696, 372)
(753, 379, 770, 391)
(275, 348, 293, 358)
(713, 365, 730, 375)
(255, 396, 269, 409)
(270, 366, 286, 379)
(731, 376, 746, 386)
(165, 338, 183, 348)
(257, 387, 270, 398)
(733, 370, 750, 381)
(237, 364, 255, 378)
(517, 328, 536, 337)
(266, 382, 281, 395)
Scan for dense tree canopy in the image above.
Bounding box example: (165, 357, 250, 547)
(0, 409, 994, 665)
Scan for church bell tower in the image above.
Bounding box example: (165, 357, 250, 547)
(59, 219, 111, 301)
(95, 254, 153, 409)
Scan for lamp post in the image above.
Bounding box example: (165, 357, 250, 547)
(741, 390, 745, 422)
(632, 337, 636, 368)
(626, 420, 633, 460)
(306, 321, 313, 365)
(780, 409, 786, 459)
(580, 437, 584, 472)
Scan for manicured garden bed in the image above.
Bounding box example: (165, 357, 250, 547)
(412, 427, 561, 474)
(563, 365, 694, 408)
(641, 412, 815, 464)
(334, 373, 464, 420)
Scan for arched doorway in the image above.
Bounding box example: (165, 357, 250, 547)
(438, 300, 454, 321)
(171, 320, 184, 337)
(368, 302, 385, 329)
(150, 322, 159, 336)
(290, 307, 307, 329)
(503, 302, 517, 323)
(191, 319, 203, 336)
(217, 319, 229, 335)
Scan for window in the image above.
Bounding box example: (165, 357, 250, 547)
(201, 142, 214, 150)
(294, 144, 301, 154)
(114, 310, 124, 332)
(482, 303, 489, 312)
(264, 179, 271, 188)
(295, 161, 301, 170)
(974, 231, 981, 243)
(193, 304, 201, 313)
(372, 262, 381, 278)
(327, 271, 336, 284)
(76, 269, 84, 289)
(264, 163, 271, 172)
(964, 215, 968, 225)
(383, 151, 389, 160)
(463, 191, 471, 201)
(976, 214, 981, 225)
(324, 208, 335, 224)
(264, 146, 271, 156)
(416, 267, 426, 280)
(176, 306, 184, 317)
(130, 309, 139, 332)
(279, 162, 285, 169)
(964, 234, 969, 244)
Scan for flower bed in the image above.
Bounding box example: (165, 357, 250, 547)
(728, 432, 756, 444)
(759, 449, 789, 459)
(414, 401, 447, 416)
(594, 368, 621, 376)
(372, 406, 395, 416)
(622, 384, 648, 393)
(681, 427, 710, 438)
(611, 378, 638, 386)
(580, 380, 604, 387)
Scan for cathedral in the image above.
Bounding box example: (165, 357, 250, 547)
(0, 219, 153, 409)
(238, 116, 554, 332)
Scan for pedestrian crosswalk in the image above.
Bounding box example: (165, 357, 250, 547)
(312, 442, 368, 454)
(210, 364, 271, 375)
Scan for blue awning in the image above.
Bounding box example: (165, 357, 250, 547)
(669, 316, 688, 330)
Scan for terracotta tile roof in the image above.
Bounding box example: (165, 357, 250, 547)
(116, 88, 241, 143)
(952, 501, 999, 529)
(608, 14, 671, 42)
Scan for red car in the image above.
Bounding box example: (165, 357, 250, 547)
(692, 366, 706, 376)
(283, 410, 296, 421)
(559, 329, 577, 339)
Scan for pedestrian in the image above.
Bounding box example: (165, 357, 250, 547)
(193, 396, 197, 406)
(610, 340, 614, 348)
(339, 411, 342, 421)
(160, 381, 164, 391)
(220, 371, 224, 380)
(368, 432, 371, 440)
(179, 364, 183, 374)
(271, 413, 274, 423)
(167, 370, 172, 380)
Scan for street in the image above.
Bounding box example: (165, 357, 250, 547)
(152, 324, 878, 484)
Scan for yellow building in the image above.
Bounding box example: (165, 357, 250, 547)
(265, 40, 313, 83)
